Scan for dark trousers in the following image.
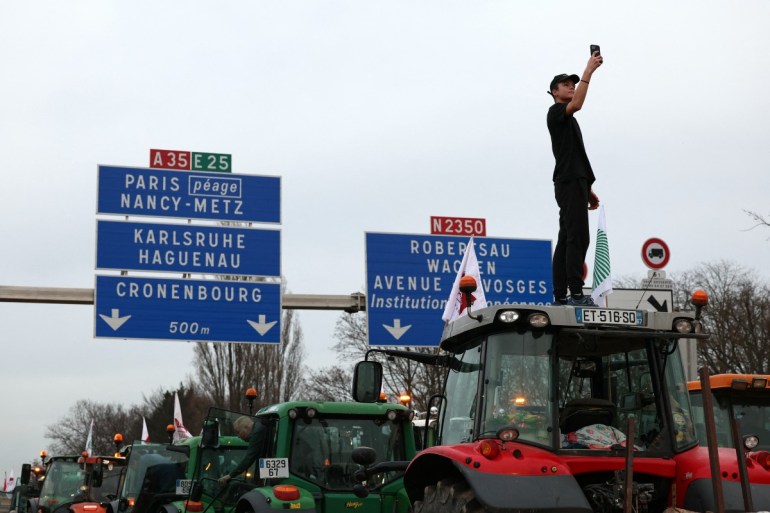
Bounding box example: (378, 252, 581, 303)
(552, 178, 590, 299)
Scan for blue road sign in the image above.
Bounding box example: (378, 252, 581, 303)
(97, 165, 281, 223)
(96, 220, 280, 277)
(365, 232, 552, 346)
(95, 276, 282, 343)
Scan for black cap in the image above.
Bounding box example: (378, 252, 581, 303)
(549, 73, 580, 92)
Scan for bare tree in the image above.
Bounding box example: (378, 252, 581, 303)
(193, 294, 305, 412)
(304, 366, 352, 402)
(45, 383, 210, 453)
(140, 382, 209, 441)
(45, 400, 133, 455)
(745, 209, 770, 236)
(303, 311, 444, 412)
(675, 260, 770, 373)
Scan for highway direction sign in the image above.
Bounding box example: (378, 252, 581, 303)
(366, 232, 552, 346)
(582, 287, 674, 312)
(96, 220, 280, 277)
(150, 149, 232, 172)
(95, 276, 282, 343)
(97, 165, 280, 223)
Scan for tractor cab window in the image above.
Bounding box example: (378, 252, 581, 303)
(290, 416, 406, 491)
(691, 391, 770, 450)
(556, 336, 683, 451)
(662, 343, 697, 450)
(198, 445, 250, 497)
(442, 344, 482, 444)
(481, 332, 553, 446)
(38, 461, 86, 510)
(120, 445, 188, 505)
(91, 460, 124, 503)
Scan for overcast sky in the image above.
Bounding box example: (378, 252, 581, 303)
(2, 1, 770, 474)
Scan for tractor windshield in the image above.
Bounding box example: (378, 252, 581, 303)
(290, 416, 407, 491)
(442, 330, 697, 452)
(690, 391, 770, 450)
(97, 462, 124, 502)
(38, 461, 86, 511)
(120, 445, 188, 503)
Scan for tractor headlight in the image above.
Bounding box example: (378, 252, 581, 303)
(498, 311, 519, 323)
(528, 313, 550, 328)
(744, 435, 760, 450)
(674, 319, 694, 333)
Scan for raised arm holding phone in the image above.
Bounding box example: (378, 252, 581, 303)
(547, 46, 604, 306)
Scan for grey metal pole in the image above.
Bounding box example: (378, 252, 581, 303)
(624, 416, 635, 513)
(0, 285, 367, 312)
(699, 366, 725, 513)
(729, 412, 753, 512)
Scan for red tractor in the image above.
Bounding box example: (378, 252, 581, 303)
(353, 284, 722, 512)
(684, 373, 770, 511)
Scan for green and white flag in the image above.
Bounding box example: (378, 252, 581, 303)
(591, 205, 612, 307)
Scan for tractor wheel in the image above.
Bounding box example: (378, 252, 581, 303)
(413, 477, 485, 513)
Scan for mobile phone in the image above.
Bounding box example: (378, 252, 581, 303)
(590, 44, 601, 56)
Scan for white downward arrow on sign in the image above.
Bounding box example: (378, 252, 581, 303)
(248, 315, 277, 336)
(383, 319, 411, 340)
(99, 309, 132, 331)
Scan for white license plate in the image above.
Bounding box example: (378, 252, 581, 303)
(259, 458, 289, 479)
(576, 308, 644, 326)
(175, 479, 192, 495)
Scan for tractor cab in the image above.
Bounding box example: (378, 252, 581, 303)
(37, 454, 125, 513)
(354, 284, 712, 513)
(115, 442, 188, 513)
(682, 373, 770, 512)
(689, 374, 770, 450)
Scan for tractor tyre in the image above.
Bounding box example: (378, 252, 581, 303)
(413, 477, 485, 513)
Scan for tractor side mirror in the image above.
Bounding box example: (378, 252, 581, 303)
(189, 481, 204, 502)
(352, 361, 383, 403)
(91, 463, 104, 488)
(21, 464, 31, 485)
(201, 419, 220, 448)
(351, 447, 377, 467)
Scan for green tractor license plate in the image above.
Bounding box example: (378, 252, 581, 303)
(576, 308, 644, 326)
(175, 479, 192, 495)
(258, 458, 289, 479)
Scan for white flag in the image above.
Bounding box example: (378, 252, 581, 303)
(85, 419, 94, 457)
(142, 416, 150, 444)
(173, 392, 192, 442)
(442, 237, 487, 323)
(591, 205, 613, 307)
(5, 470, 15, 493)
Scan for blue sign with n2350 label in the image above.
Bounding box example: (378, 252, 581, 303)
(96, 220, 280, 277)
(97, 165, 280, 223)
(365, 233, 552, 346)
(95, 276, 281, 343)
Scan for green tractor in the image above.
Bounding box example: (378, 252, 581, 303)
(109, 426, 247, 513)
(9, 464, 36, 513)
(160, 401, 416, 513)
(34, 454, 126, 513)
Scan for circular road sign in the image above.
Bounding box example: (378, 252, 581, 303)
(641, 238, 670, 270)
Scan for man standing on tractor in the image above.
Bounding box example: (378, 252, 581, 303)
(217, 416, 267, 487)
(547, 48, 603, 306)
